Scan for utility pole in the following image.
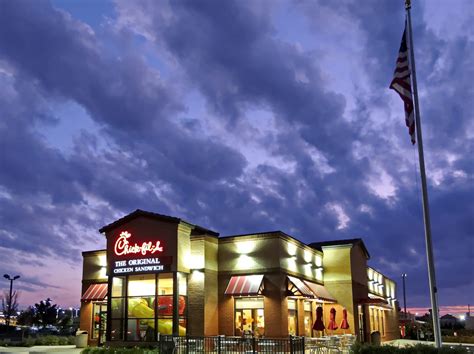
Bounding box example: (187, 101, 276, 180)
(3, 274, 20, 327)
(402, 273, 407, 316)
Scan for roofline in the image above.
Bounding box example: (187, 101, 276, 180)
(308, 238, 371, 259)
(98, 209, 219, 236)
(219, 230, 323, 254)
(220, 230, 286, 239)
(82, 249, 106, 256)
(367, 265, 396, 283)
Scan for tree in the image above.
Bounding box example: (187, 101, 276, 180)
(1, 290, 19, 320)
(17, 306, 35, 326)
(33, 298, 58, 328)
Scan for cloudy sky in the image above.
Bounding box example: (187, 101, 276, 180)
(0, 0, 472, 314)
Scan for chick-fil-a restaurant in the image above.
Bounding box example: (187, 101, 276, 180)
(80, 210, 399, 346)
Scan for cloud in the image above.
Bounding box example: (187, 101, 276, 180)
(0, 0, 471, 309)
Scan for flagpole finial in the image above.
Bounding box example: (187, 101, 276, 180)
(405, 0, 411, 10)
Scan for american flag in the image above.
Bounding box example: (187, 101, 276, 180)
(390, 23, 416, 144)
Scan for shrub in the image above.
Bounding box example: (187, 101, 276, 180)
(443, 336, 474, 344)
(351, 342, 470, 353)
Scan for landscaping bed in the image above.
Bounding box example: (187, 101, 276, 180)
(0, 335, 75, 347)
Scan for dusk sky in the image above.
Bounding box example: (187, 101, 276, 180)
(0, 0, 472, 315)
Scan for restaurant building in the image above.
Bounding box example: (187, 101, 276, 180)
(80, 210, 399, 346)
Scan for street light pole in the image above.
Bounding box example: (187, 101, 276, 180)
(402, 273, 407, 316)
(3, 274, 20, 327)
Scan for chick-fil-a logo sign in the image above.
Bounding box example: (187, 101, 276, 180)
(114, 231, 164, 256)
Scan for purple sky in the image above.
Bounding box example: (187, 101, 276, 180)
(0, 0, 472, 313)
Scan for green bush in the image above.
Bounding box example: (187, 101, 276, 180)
(0, 335, 76, 347)
(36, 335, 61, 345)
(351, 343, 470, 353)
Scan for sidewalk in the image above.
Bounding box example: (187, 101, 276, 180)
(0, 345, 82, 353)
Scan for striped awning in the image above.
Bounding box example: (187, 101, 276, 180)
(225, 275, 264, 296)
(287, 276, 314, 297)
(304, 280, 337, 302)
(81, 283, 108, 302)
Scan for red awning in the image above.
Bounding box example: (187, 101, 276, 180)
(287, 276, 314, 297)
(81, 283, 108, 302)
(225, 275, 264, 296)
(304, 281, 337, 303)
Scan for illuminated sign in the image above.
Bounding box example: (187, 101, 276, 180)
(113, 257, 171, 274)
(114, 231, 164, 256)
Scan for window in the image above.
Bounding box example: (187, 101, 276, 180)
(110, 273, 187, 341)
(288, 299, 298, 335)
(380, 311, 385, 337)
(127, 274, 155, 341)
(303, 301, 313, 337)
(235, 297, 264, 337)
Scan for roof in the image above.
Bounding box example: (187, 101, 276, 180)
(308, 238, 370, 259)
(98, 209, 219, 236)
(220, 230, 323, 254)
(220, 230, 289, 239)
(82, 249, 106, 256)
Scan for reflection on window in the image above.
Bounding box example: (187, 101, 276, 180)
(158, 273, 173, 295)
(288, 299, 298, 335)
(234, 297, 264, 337)
(111, 298, 124, 319)
(127, 319, 155, 341)
(304, 301, 313, 337)
(110, 319, 123, 341)
(112, 277, 125, 297)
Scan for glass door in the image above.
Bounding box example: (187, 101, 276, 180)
(99, 308, 107, 346)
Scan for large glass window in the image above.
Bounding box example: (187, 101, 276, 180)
(303, 301, 313, 337)
(110, 276, 126, 341)
(235, 297, 264, 337)
(288, 299, 298, 335)
(157, 273, 173, 335)
(109, 273, 187, 341)
(127, 274, 156, 341)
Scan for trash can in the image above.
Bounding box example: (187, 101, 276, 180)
(370, 331, 381, 346)
(75, 330, 88, 348)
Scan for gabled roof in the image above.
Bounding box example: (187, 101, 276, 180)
(308, 238, 370, 259)
(98, 209, 219, 236)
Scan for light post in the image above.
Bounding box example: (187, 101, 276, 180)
(402, 273, 407, 316)
(3, 274, 20, 327)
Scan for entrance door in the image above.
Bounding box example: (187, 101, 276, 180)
(98, 310, 107, 346)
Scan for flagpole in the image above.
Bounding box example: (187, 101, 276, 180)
(405, 0, 442, 348)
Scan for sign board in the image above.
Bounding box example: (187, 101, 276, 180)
(109, 231, 172, 275)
